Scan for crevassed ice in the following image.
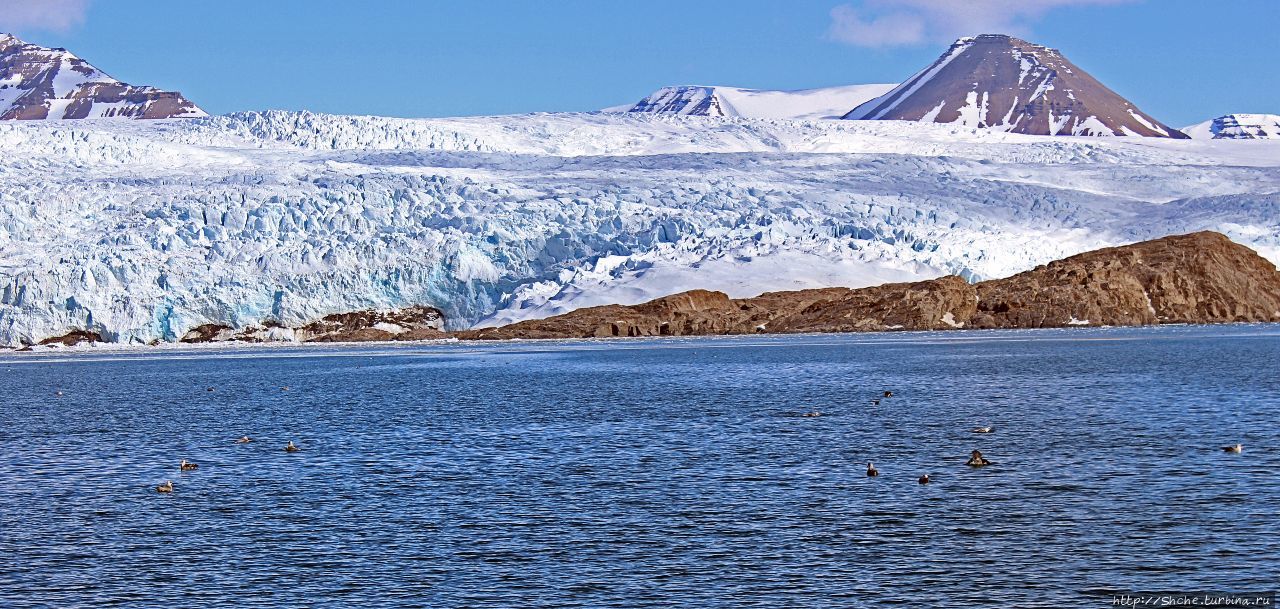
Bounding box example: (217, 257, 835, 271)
(0, 110, 1278, 346)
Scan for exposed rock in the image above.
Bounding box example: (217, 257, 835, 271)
(462, 232, 1280, 339)
(1, 33, 205, 120)
(845, 34, 1186, 138)
(295, 306, 446, 342)
(38, 330, 103, 346)
(177, 305, 446, 344)
(1183, 114, 1280, 140)
(971, 231, 1280, 328)
(180, 324, 234, 343)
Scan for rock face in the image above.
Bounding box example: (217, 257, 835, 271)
(459, 232, 1280, 339)
(844, 34, 1186, 138)
(621, 83, 896, 120)
(971, 232, 1280, 328)
(0, 33, 205, 120)
(1182, 114, 1280, 140)
(179, 306, 446, 344)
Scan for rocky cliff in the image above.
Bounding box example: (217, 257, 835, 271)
(458, 232, 1280, 340)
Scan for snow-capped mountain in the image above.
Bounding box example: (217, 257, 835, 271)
(1182, 114, 1280, 140)
(0, 33, 205, 120)
(1, 110, 1277, 347)
(619, 83, 895, 120)
(845, 34, 1186, 138)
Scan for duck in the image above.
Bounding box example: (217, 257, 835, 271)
(801, 411, 823, 418)
(866, 462, 879, 477)
(155, 480, 174, 493)
(965, 449, 992, 467)
(883, 391, 894, 398)
(918, 474, 930, 485)
(206, 387, 215, 392)
(281, 386, 290, 391)
(1222, 443, 1243, 453)
(870, 399, 881, 406)
(285, 441, 301, 453)
(972, 426, 994, 434)
(55, 390, 64, 397)
(179, 460, 198, 471)
(235, 436, 252, 444)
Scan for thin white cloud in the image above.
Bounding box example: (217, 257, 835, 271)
(827, 0, 1136, 48)
(0, 0, 91, 34)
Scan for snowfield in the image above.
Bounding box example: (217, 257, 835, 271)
(1, 110, 1278, 346)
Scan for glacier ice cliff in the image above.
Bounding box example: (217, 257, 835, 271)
(0, 110, 1278, 346)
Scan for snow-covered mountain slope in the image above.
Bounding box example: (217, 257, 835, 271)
(846, 35, 1186, 138)
(1, 110, 1278, 346)
(618, 84, 896, 120)
(1183, 114, 1280, 140)
(0, 33, 205, 120)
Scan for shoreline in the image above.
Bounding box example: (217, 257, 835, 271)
(5, 321, 1279, 361)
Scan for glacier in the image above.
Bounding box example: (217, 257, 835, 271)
(1, 109, 1278, 346)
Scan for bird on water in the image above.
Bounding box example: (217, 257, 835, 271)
(1222, 443, 1243, 453)
(285, 441, 301, 452)
(156, 481, 174, 493)
(918, 474, 930, 484)
(235, 436, 252, 444)
(179, 460, 198, 471)
(867, 462, 879, 477)
(966, 450, 992, 467)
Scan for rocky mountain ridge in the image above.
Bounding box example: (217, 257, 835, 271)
(0, 33, 204, 120)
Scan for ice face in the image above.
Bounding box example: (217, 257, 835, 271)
(0, 110, 1278, 346)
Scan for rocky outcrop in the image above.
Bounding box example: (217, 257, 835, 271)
(179, 305, 446, 344)
(1183, 114, 1280, 140)
(38, 330, 103, 346)
(1, 33, 205, 120)
(845, 34, 1186, 138)
(971, 231, 1280, 328)
(461, 232, 1280, 339)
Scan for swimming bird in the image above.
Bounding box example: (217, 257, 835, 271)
(801, 411, 823, 418)
(918, 474, 930, 485)
(285, 441, 301, 453)
(1222, 443, 1243, 453)
(55, 391, 64, 397)
(966, 450, 992, 467)
(867, 462, 879, 477)
(179, 460, 198, 471)
(281, 386, 289, 391)
(206, 387, 215, 392)
(235, 436, 252, 444)
(883, 391, 894, 398)
(870, 399, 881, 406)
(156, 480, 174, 493)
(972, 426, 994, 434)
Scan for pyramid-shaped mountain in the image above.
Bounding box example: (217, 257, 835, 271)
(844, 34, 1186, 138)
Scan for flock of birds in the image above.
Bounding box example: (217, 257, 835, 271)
(147, 386, 1246, 494)
(803, 390, 1245, 486)
(155, 435, 302, 493)
(153, 386, 302, 493)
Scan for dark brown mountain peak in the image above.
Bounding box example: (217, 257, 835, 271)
(844, 34, 1187, 138)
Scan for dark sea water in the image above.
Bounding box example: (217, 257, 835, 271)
(1, 326, 1278, 608)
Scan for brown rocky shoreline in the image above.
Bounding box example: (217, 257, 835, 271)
(456, 231, 1280, 340)
(17, 232, 1280, 349)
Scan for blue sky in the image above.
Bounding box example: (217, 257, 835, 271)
(3, 0, 1276, 126)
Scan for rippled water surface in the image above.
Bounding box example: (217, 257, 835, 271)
(1, 326, 1278, 607)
